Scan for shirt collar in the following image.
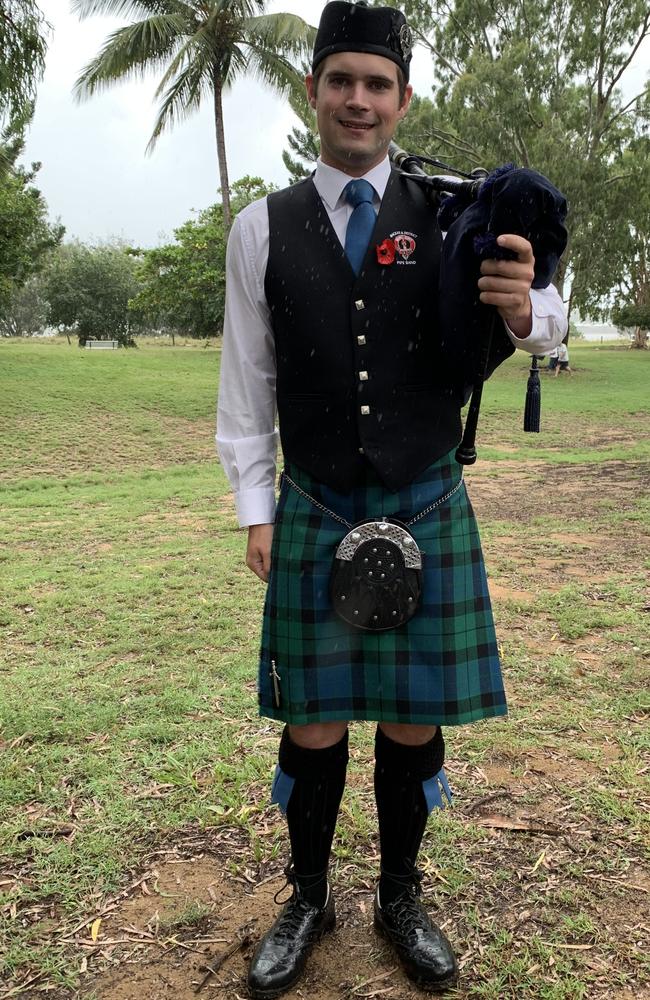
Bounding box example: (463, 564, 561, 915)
(313, 156, 391, 211)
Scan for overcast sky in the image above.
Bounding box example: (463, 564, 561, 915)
(21, 1, 649, 248)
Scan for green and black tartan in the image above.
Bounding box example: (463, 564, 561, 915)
(259, 450, 506, 726)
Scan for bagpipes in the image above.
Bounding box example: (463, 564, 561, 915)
(388, 141, 568, 465)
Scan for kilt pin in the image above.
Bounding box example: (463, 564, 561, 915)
(259, 450, 507, 726)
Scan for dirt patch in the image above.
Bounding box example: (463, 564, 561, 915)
(466, 459, 649, 521)
(488, 583, 534, 604)
(76, 851, 455, 1000)
(53, 801, 648, 1000)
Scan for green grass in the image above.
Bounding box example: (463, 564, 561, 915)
(1, 338, 649, 998)
(478, 341, 649, 462)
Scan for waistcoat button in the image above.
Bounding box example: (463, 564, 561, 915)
(355, 299, 365, 310)
(360, 405, 370, 415)
(357, 335, 366, 345)
(359, 371, 368, 381)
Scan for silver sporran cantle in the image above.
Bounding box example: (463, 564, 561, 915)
(329, 518, 423, 631)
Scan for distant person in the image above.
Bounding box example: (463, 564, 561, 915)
(553, 342, 572, 376)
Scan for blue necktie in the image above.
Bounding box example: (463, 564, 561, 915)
(343, 179, 376, 275)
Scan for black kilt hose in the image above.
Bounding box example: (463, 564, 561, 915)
(259, 450, 507, 726)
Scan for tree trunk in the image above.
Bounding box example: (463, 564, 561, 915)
(213, 71, 231, 232)
(553, 256, 569, 344)
(632, 326, 648, 349)
(554, 253, 567, 302)
(564, 282, 574, 345)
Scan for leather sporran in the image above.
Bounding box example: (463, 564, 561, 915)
(330, 518, 423, 631)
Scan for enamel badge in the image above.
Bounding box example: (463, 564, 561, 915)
(391, 231, 417, 264)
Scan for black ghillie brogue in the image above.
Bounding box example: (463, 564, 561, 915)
(374, 874, 458, 993)
(248, 874, 335, 999)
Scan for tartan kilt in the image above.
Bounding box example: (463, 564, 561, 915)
(259, 450, 507, 726)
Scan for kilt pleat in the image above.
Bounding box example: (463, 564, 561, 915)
(259, 450, 507, 726)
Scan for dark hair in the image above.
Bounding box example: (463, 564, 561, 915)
(312, 59, 408, 104)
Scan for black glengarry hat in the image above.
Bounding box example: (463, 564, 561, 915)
(312, 1, 413, 81)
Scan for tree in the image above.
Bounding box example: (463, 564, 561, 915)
(605, 134, 650, 348)
(73, 0, 315, 231)
(0, 5, 59, 318)
(0, 1, 49, 176)
(612, 303, 649, 348)
(0, 273, 49, 337)
(0, 1, 48, 123)
(129, 207, 225, 341)
(375, 0, 650, 322)
(130, 175, 275, 338)
(44, 242, 142, 346)
(281, 66, 319, 183)
(0, 117, 64, 312)
(394, 93, 456, 161)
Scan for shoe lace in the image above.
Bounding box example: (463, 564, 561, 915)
(273, 862, 297, 906)
(273, 896, 315, 942)
(271, 864, 318, 942)
(383, 866, 429, 935)
(388, 893, 429, 934)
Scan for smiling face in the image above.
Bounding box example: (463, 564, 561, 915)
(306, 52, 412, 176)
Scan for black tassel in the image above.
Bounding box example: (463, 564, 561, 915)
(524, 356, 541, 432)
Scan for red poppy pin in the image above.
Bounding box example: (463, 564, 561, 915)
(376, 238, 396, 265)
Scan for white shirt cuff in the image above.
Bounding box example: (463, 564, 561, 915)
(215, 430, 279, 527)
(234, 487, 277, 527)
(504, 288, 567, 354)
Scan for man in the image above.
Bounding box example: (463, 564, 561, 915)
(554, 342, 572, 375)
(217, 3, 567, 995)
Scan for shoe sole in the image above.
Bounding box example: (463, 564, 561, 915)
(248, 913, 336, 1000)
(374, 916, 459, 994)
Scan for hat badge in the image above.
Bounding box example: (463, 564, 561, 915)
(398, 24, 413, 61)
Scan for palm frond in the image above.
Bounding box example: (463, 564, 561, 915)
(74, 15, 188, 99)
(244, 46, 305, 97)
(221, 45, 248, 82)
(286, 65, 317, 127)
(242, 13, 316, 60)
(207, 0, 265, 17)
(72, 1, 183, 20)
(153, 23, 222, 98)
(147, 57, 214, 151)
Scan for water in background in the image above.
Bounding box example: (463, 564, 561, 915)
(575, 322, 626, 342)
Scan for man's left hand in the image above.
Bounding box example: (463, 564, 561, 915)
(478, 234, 535, 338)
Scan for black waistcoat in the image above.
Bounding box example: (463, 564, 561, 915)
(265, 168, 464, 494)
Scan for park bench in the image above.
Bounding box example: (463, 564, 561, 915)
(85, 340, 119, 349)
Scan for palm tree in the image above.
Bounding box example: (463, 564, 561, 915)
(72, 1, 315, 230)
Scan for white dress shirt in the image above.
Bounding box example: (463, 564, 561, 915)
(217, 157, 567, 527)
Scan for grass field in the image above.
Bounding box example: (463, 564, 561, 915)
(1, 339, 648, 999)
